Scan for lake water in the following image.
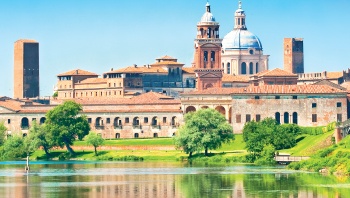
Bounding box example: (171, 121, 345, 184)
(0, 161, 349, 198)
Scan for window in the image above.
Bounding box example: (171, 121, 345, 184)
(312, 103, 317, 108)
(241, 62, 247, 74)
(284, 112, 289, 124)
(134, 133, 139, 138)
(227, 63, 231, 74)
(246, 114, 251, 122)
(88, 118, 92, 123)
(312, 114, 317, 122)
(144, 117, 148, 123)
(275, 112, 281, 124)
(249, 62, 254, 74)
(163, 117, 167, 124)
(337, 102, 342, 107)
(256, 63, 259, 73)
(106, 118, 110, 124)
(337, 114, 342, 122)
(236, 114, 241, 123)
(7, 119, 10, 124)
(32, 118, 36, 121)
(292, 95, 297, 99)
(125, 117, 129, 123)
(204, 51, 208, 62)
(256, 114, 261, 122)
(275, 96, 280, 99)
(254, 96, 260, 99)
(293, 112, 298, 124)
(153, 133, 158, 138)
(249, 50, 254, 55)
(211, 51, 215, 62)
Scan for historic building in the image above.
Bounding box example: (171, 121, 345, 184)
(284, 38, 304, 74)
(221, 2, 269, 76)
(193, 2, 223, 91)
(181, 84, 348, 133)
(14, 39, 40, 99)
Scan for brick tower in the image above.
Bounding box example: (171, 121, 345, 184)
(284, 38, 304, 74)
(193, 2, 223, 91)
(14, 39, 40, 99)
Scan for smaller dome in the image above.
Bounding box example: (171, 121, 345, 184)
(200, 2, 215, 22)
(222, 29, 263, 50)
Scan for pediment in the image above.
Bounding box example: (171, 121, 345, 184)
(198, 72, 223, 78)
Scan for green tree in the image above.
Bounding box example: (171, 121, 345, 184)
(1, 135, 25, 160)
(27, 121, 53, 156)
(174, 108, 234, 157)
(85, 131, 104, 156)
(0, 122, 7, 146)
(45, 101, 90, 155)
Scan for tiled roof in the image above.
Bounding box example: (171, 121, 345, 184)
(79, 78, 108, 84)
(0, 99, 45, 112)
(222, 74, 250, 82)
(150, 61, 184, 66)
(341, 82, 350, 91)
(182, 67, 196, 74)
(313, 80, 346, 91)
(156, 55, 176, 60)
(326, 71, 343, 79)
(256, 68, 297, 77)
(57, 69, 98, 77)
(70, 91, 180, 105)
(106, 66, 167, 74)
(184, 84, 347, 95)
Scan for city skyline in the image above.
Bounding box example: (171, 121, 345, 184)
(0, 0, 349, 97)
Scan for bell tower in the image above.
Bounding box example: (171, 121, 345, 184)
(193, 2, 223, 91)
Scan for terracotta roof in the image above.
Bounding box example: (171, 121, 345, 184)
(182, 67, 196, 74)
(106, 66, 167, 74)
(57, 69, 98, 77)
(313, 80, 346, 91)
(222, 74, 250, 83)
(0, 99, 45, 112)
(256, 68, 297, 77)
(184, 84, 347, 95)
(69, 91, 180, 105)
(326, 71, 343, 79)
(79, 78, 108, 84)
(341, 82, 350, 91)
(156, 55, 176, 60)
(150, 61, 184, 66)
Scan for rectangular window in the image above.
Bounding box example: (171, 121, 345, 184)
(88, 118, 92, 123)
(275, 96, 280, 99)
(312, 103, 317, 108)
(337, 114, 343, 122)
(254, 96, 260, 99)
(246, 114, 251, 123)
(163, 117, 167, 124)
(236, 114, 241, 123)
(292, 95, 297, 99)
(337, 102, 342, 107)
(256, 114, 261, 122)
(7, 119, 10, 124)
(125, 117, 129, 123)
(144, 117, 148, 123)
(312, 114, 317, 122)
(32, 118, 36, 121)
(106, 118, 110, 124)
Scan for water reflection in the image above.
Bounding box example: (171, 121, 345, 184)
(0, 161, 349, 198)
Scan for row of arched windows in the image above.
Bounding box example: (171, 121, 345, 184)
(275, 112, 298, 124)
(21, 117, 46, 129)
(222, 62, 259, 75)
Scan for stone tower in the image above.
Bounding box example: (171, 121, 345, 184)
(14, 39, 40, 99)
(284, 38, 304, 74)
(193, 2, 223, 91)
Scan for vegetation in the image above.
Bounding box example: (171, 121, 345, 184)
(288, 134, 350, 176)
(0, 135, 25, 160)
(0, 122, 7, 146)
(174, 108, 234, 157)
(45, 101, 90, 155)
(52, 91, 58, 98)
(85, 131, 104, 156)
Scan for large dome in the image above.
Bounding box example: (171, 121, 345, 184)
(222, 29, 263, 50)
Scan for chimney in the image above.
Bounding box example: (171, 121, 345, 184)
(134, 64, 137, 68)
(76, 69, 78, 74)
(111, 68, 113, 71)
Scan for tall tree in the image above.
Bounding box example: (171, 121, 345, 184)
(85, 131, 104, 156)
(45, 101, 90, 155)
(175, 108, 234, 157)
(28, 121, 53, 156)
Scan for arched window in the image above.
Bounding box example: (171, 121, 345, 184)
(284, 112, 289, 124)
(227, 63, 231, 74)
(211, 51, 215, 62)
(256, 63, 259, 73)
(215, 106, 226, 116)
(249, 62, 254, 74)
(204, 51, 208, 63)
(222, 63, 224, 69)
(186, 106, 196, 113)
(40, 117, 46, 125)
(207, 27, 211, 38)
(152, 117, 158, 126)
(275, 112, 280, 124)
(21, 117, 29, 129)
(241, 62, 247, 74)
(293, 112, 298, 124)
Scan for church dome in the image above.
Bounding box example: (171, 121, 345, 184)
(222, 29, 263, 50)
(200, 2, 215, 22)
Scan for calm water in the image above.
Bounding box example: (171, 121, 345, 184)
(0, 161, 349, 198)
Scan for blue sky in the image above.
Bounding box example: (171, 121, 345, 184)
(0, 0, 349, 97)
